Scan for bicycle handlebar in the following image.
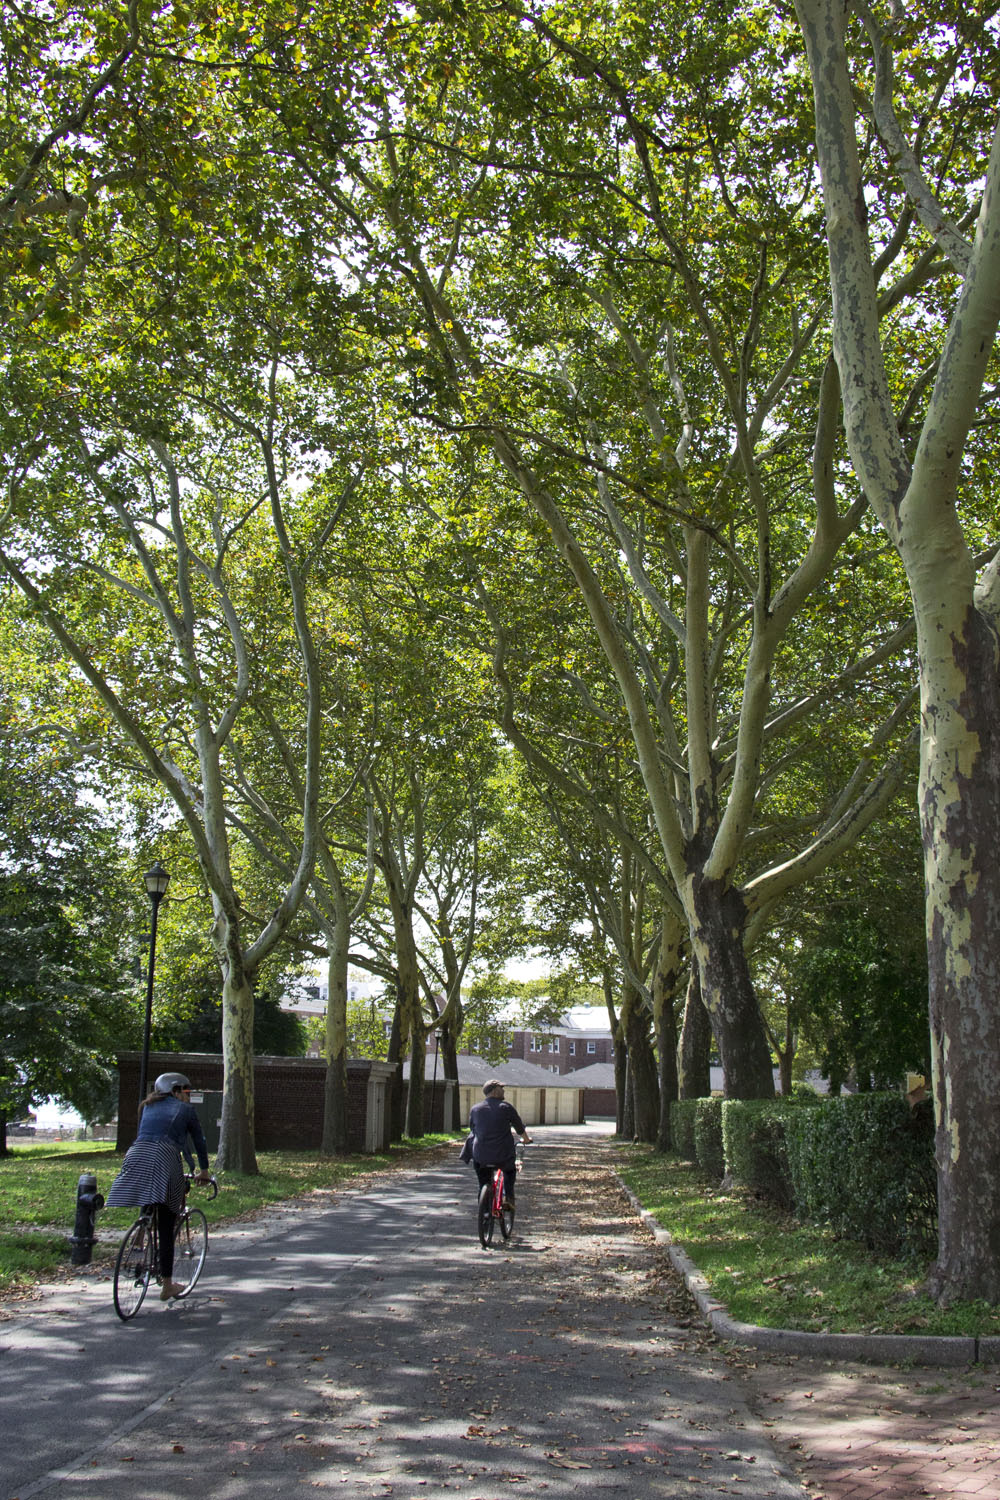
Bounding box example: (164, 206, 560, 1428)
(185, 1173, 219, 1200)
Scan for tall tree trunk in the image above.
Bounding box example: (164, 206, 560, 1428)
(216, 956, 257, 1172)
(439, 1025, 462, 1130)
(920, 611, 1000, 1303)
(795, 0, 1000, 1302)
(603, 968, 627, 1134)
(653, 909, 684, 1150)
(621, 1056, 635, 1139)
(688, 878, 774, 1098)
(320, 898, 350, 1154)
(386, 887, 426, 1138)
(386, 993, 405, 1143)
(621, 983, 659, 1142)
(407, 1029, 426, 1136)
(678, 968, 712, 1100)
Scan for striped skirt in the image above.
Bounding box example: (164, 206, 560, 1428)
(106, 1138, 185, 1215)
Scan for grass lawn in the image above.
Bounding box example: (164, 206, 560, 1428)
(617, 1144, 1000, 1339)
(0, 1134, 461, 1296)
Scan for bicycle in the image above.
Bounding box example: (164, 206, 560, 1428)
(476, 1143, 524, 1248)
(113, 1174, 218, 1321)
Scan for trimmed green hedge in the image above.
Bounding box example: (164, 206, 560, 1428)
(694, 1097, 725, 1179)
(670, 1100, 698, 1161)
(675, 1090, 937, 1260)
(785, 1092, 936, 1258)
(722, 1098, 808, 1210)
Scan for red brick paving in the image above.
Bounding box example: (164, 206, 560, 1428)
(736, 1353, 1000, 1500)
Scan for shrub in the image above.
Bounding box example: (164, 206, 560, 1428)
(785, 1092, 936, 1258)
(694, 1097, 725, 1180)
(722, 1099, 803, 1210)
(670, 1100, 698, 1161)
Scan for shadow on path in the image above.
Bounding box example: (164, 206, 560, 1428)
(1, 1127, 805, 1500)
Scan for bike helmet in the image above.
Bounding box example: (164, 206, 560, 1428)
(153, 1071, 191, 1094)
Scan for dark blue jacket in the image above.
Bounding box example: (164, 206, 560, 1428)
(136, 1094, 209, 1170)
(469, 1096, 526, 1167)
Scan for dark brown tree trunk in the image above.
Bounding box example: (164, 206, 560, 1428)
(653, 910, 684, 1150)
(321, 900, 350, 1155)
(655, 999, 678, 1151)
(407, 1030, 426, 1136)
(603, 971, 627, 1134)
(216, 926, 258, 1173)
(621, 1056, 634, 1138)
(922, 642, 1000, 1304)
(690, 878, 775, 1098)
(678, 968, 712, 1099)
(386, 994, 405, 1143)
(622, 990, 659, 1142)
(439, 1026, 462, 1130)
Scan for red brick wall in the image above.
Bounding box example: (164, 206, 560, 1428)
(116, 1053, 394, 1155)
(582, 1088, 617, 1118)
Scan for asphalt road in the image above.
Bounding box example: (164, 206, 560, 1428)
(1, 1125, 808, 1500)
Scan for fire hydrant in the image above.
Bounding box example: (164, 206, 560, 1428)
(69, 1173, 105, 1266)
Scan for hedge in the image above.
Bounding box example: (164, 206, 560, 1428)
(672, 1090, 937, 1259)
(694, 1096, 725, 1180)
(722, 1098, 809, 1210)
(784, 1092, 936, 1258)
(670, 1100, 698, 1161)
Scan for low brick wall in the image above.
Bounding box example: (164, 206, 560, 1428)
(116, 1052, 397, 1155)
(582, 1087, 617, 1118)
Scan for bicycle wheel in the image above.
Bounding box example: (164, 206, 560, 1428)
(477, 1182, 495, 1247)
(499, 1199, 515, 1240)
(172, 1207, 208, 1297)
(113, 1218, 153, 1321)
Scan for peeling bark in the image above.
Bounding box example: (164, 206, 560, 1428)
(321, 901, 350, 1156)
(795, 0, 1000, 1300)
(688, 877, 775, 1099)
(678, 967, 712, 1100)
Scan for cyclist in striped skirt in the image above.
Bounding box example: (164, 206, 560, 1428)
(106, 1072, 211, 1300)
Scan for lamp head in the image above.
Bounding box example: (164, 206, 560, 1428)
(143, 860, 171, 899)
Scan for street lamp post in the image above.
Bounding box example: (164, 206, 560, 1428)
(138, 861, 171, 1108)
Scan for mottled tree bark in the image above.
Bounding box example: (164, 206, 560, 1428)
(796, 0, 1000, 1300)
(677, 968, 712, 1100)
(320, 896, 350, 1155)
(653, 909, 684, 1150)
(688, 878, 774, 1098)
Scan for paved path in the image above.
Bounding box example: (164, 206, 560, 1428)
(1, 1127, 803, 1500)
(737, 1354, 1000, 1500)
(4, 1127, 1000, 1500)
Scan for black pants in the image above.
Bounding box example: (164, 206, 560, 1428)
(157, 1204, 178, 1277)
(475, 1161, 516, 1203)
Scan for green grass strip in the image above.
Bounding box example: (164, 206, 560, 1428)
(618, 1145, 1000, 1339)
(0, 1134, 462, 1294)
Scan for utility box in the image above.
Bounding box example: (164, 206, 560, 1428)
(188, 1090, 223, 1154)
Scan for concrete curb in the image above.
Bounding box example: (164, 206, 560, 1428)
(614, 1174, 990, 1368)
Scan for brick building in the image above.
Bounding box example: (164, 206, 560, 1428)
(507, 1010, 615, 1076)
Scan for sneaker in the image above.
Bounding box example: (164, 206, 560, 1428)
(159, 1280, 185, 1301)
(502, 1198, 515, 1210)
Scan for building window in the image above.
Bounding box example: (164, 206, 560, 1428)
(551, 1038, 559, 1053)
(569, 1041, 576, 1055)
(587, 1041, 596, 1054)
(530, 1037, 540, 1052)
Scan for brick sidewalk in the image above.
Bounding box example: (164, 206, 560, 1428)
(736, 1353, 1000, 1500)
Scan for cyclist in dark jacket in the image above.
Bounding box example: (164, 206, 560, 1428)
(469, 1080, 532, 1208)
(106, 1072, 210, 1300)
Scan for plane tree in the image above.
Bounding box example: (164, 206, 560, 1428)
(0, 363, 337, 1172)
(207, 0, 925, 1098)
(793, 0, 1000, 1299)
